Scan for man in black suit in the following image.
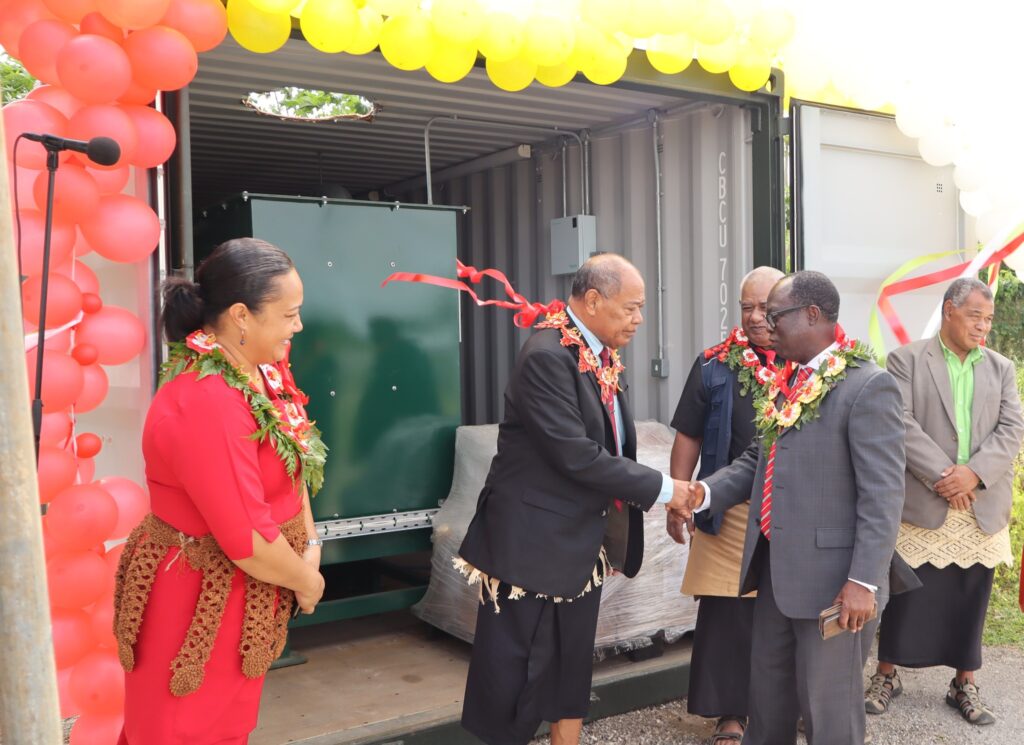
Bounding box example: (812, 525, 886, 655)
(457, 253, 691, 745)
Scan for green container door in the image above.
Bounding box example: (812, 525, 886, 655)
(200, 196, 462, 563)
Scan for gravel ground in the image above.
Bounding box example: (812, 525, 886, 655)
(532, 645, 1024, 744)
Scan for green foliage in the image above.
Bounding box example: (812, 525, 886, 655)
(1, 52, 35, 104)
(244, 87, 375, 121)
(986, 268, 1024, 361)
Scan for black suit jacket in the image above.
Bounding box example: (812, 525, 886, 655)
(458, 319, 665, 598)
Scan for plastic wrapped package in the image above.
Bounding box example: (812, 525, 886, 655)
(411, 422, 699, 655)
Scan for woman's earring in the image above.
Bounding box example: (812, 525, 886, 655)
(240, 329, 246, 345)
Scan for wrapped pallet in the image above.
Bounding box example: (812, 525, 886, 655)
(412, 422, 699, 655)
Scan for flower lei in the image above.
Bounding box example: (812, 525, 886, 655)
(703, 326, 782, 397)
(160, 330, 328, 495)
(535, 310, 623, 406)
(753, 331, 874, 449)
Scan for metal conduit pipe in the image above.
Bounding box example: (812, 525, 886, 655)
(649, 109, 666, 370)
(560, 138, 568, 217)
(582, 129, 591, 215)
(424, 115, 585, 211)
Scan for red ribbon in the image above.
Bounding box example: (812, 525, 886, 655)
(878, 233, 1024, 345)
(382, 260, 564, 328)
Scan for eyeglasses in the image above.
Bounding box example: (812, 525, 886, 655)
(765, 304, 811, 329)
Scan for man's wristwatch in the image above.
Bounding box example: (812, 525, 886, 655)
(306, 538, 324, 547)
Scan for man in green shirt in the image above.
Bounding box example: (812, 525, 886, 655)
(865, 278, 1024, 726)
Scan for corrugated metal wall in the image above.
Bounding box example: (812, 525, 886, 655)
(398, 103, 754, 425)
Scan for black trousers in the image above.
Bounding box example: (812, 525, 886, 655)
(461, 582, 603, 745)
(687, 595, 756, 718)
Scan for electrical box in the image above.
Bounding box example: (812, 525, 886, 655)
(550, 214, 597, 275)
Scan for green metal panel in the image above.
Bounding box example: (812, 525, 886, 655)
(195, 196, 462, 565)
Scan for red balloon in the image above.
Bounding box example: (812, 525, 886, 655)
(21, 273, 84, 327)
(15, 209, 76, 276)
(75, 432, 103, 458)
(78, 10, 123, 43)
(72, 343, 99, 365)
(26, 85, 83, 118)
(67, 104, 137, 169)
(76, 306, 147, 364)
(83, 163, 129, 194)
(47, 483, 118, 551)
(26, 349, 85, 411)
(160, 0, 227, 52)
(81, 292, 104, 314)
(38, 443, 77, 503)
(47, 550, 108, 608)
(3, 99, 70, 169)
(54, 258, 100, 294)
(75, 363, 109, 413)
(69, 713, 124, 745)
(99, 476, 149, 538)
(7, 163, 37, 222)
(80, 194, 160, 263)
(98, 0, 173, 30)
(121, 104, 176, 168)
(40, 411, 73, 447)
(42, 0, 98, 23)
(0, 0, 56, 58)
(118, 78, 158, 105)
(32, 163, 100, 224)
(46, 328, 73, 353)
(77, 456, 96, 484)
(88, 597, 116, 649)
(57, 667, 77, 718)
(124, 26, 198, 92)
(18, 19, 78, 86)
(51, 607, 94, 669)
(104, 542, 125, 575)
(69, 649, 124, 714)
(57, 34, 133, 105)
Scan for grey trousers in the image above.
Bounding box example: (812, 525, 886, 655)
(745, 557, 885, 745)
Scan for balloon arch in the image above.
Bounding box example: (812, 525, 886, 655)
(1, 1, 1023, 742)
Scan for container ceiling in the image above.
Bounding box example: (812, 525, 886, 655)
(188, 37, 695, 207)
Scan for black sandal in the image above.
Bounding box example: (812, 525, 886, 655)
(707, 716, 746, 744)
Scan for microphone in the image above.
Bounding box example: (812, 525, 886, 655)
(22, 133, 121, 166)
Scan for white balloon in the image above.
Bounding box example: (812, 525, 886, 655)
(1006, 244, 1024, 276)
(959, 190, 992, 218)
(953, 160, 987, 193)
(918, 126, 961, 168)
(975, 205, 1024, 246)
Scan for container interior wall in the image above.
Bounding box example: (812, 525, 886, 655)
(399, 104, 754, 425)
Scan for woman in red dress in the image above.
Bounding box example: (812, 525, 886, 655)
(115, 238, 327, 744)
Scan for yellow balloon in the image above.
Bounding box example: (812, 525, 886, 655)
(425, 41, 478, 83)
(581, 49, 627, 85)
(621, 0, 660, 39)
(346, 6, 383, 54)
(368, 0, 415, 15)
(535, 60, 577, 87)
(478, 12, 524, 63)
(646, 32, 694, 75)
(378, 11, 434, 71)
(655, 0, 703, 35)
(486, 56, 536, 92)
(523, 16, 575, 67)
(696, 38, 737, 75)
(301, 0, 358, 53)
(569, 21, 606, 71)
(727, 47, 771, 92)
(692, 3, 734, 46)
(228, 0, 293, 54)
(581, 0, 627, 35)
(250, 0, 300, 13)
(749, 10, 795, 51)
(430, 0, 484, 46)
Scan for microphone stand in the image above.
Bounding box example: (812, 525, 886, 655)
(30, 145, 61, 463)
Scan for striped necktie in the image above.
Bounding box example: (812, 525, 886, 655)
(760, 366, 812, 540)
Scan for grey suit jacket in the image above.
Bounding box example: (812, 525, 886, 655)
(704, 360, 906, 619)
(886, 336, 1024, 534)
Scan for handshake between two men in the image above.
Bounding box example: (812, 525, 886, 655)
(666, 479, 705, 519)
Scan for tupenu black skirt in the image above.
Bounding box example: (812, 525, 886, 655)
(877, 562, 995, 671)
(686, 595, 756, 718)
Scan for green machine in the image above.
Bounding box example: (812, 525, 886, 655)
(194, 194, 463, 625)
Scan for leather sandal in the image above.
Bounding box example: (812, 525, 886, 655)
(707, 716, 746, 744)
(946, 677, 996, 725)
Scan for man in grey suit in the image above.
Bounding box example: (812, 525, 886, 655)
(866, 278, 1024, 725)
(678, 271, 906, 745)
